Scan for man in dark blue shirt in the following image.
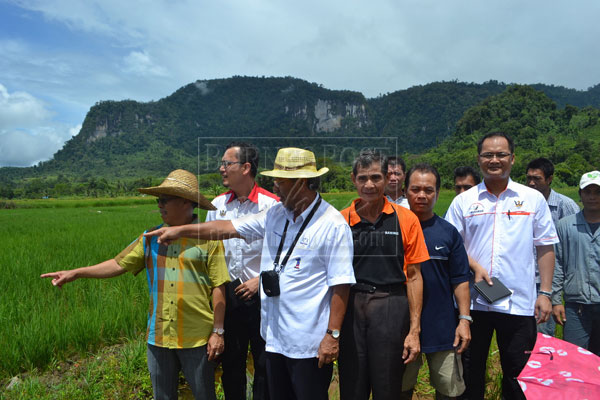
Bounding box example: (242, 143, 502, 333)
(401, 163, 471, 400)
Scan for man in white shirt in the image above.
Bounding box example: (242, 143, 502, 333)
(146, 148, 356, 400)
(445, 132, 558, 400)
(206, 142, 279, 399)
(385, 156, 410, 208)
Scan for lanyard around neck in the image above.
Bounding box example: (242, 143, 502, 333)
(273, 195, 322, 273)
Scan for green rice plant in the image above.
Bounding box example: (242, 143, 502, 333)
(0, 204, 163, 378)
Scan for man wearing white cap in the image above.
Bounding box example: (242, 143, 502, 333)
(42, 169, 230, 400)
(552, 170, 600, 355)
(146, 148, 356, 400)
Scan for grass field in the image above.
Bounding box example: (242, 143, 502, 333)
(0, 189, 579, 399)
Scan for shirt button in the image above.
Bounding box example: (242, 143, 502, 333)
(171, 283, 174, 287)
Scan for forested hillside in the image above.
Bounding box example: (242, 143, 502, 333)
(1, 77, 599, 198)
(419, 85, 600, 186)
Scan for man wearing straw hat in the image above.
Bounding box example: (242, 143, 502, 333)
(146, 148, 356, 400)
(41, 169, 230, 400)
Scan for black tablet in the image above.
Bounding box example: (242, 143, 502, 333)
(474, 277, 512, 304)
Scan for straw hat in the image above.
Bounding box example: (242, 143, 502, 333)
(260, 147, 329, 178)
(138, 169, 216, 210)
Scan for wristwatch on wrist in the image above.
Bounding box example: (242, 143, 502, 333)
(212, 327, 225, 336)
(458, 315, 473, 323)
(326, 329, 340, 339)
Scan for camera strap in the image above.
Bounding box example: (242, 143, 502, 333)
(273, 195, 322, 273)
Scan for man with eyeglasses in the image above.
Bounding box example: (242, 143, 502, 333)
(206, 142, 278, 399)
(445, 132, 558, 400)
(526, 157, 579, 337)
(42, 169, 230, 400)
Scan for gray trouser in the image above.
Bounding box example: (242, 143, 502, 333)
(147, 343, 216, 400)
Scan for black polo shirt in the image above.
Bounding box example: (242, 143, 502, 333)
(344, 205, 406, 287)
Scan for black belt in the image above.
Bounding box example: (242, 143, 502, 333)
(351, 282, 406, 294)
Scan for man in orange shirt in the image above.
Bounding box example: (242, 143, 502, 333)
(338, 150, 429, 400)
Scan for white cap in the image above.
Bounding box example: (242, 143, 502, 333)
(579, 171, 600, 189)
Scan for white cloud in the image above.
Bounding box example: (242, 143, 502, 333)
(0, 84, 79, 166)
(2, 0, 600, 167)
(0, 83, 52, 128)
(122, 50, 168, 77)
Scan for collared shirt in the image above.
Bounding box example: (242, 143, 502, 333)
(232, 194, 356, 358)
(115, 217, 230, 349)
(552, 212, 600, 305)
(206, 183, 279, 281)
(386, 194, 410, 209)
(445, 179, 558, 316)
(547, 189, 580, 223)
(341, 197, 429, 285)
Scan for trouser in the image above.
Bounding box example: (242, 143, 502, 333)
(222, 288, 269, 399)
(265, 352, 333, 400)
(338, 288, 410, 400)
(563, 302, 600, 356)
(464, 311, 536, 400)
(401, 350, 465, 398)
(536, 283, 556, 336)
(147, 343, 216, 400)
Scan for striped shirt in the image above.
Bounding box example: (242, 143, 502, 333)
(115, 217, 230, 349)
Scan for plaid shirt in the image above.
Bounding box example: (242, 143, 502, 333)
(115, 217, 229, 349)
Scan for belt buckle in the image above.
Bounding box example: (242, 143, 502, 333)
(367, 284, 376, 293)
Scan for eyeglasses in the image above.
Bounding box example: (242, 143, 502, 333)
(479, 152, 512, 160)
(156, 196, 178, 205)
(220, 160, 244, 169)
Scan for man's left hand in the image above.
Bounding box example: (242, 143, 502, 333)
(234, 277, 259, 301)
(207, 333, 224, 361)
(453, 320, 471, 353)
(317, 334, 339, 368)
(403, 331, 420, 364)
(535, 295, 552, 324)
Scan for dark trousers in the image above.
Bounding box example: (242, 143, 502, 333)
(222, 287, 269, 400)
(265, 352, 333, 400)
(338, 289, 410, 400)
(464, 311, 536, 400)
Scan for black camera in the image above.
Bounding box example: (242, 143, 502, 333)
(261, 270, 280, 297)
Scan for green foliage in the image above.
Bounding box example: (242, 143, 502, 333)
(2, 77, 600, 196)
(0, 204, 158, 378)
(419, 85, 600, 186)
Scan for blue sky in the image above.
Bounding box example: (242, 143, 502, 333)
(1, 0, 600, 167)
